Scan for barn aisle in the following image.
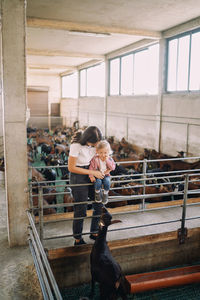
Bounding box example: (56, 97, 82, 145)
(0, 186, 42, 300)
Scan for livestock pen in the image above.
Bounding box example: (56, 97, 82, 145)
(27, 155, 200, 299)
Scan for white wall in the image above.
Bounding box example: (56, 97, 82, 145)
(27, 73, 61, 106)
(60, 93, 200, 156)
(161, 93, 200, 156)
(61, 98, 79, 127)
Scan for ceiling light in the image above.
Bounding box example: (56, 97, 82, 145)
(68, 30, 111, 37)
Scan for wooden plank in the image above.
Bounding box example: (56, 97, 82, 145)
(35, 197, 200, 223)
(47, 227, 200, 260)
(125, 265, 200, 293)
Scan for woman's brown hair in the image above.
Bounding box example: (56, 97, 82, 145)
(71, 126, 103, 145)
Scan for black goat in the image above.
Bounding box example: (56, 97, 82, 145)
(90, 207, 128, 300)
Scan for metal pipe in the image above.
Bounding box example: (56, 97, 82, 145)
(27, 211, 63, 300)
(28, 239, 50, 300)
(28, 231, 54, 300)
(38, 186, 44, 244)
(142, 159, 147, 209)
(178, 174, 189, 244)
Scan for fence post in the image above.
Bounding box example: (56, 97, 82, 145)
(142, 159, 147, 210)
(178, 174, 188, 244)
(38, 186, 44, 245)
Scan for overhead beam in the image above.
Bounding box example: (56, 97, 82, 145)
(27, 17, 161, 39)
(106, 38, 157, 59)
(163, 16, 200, 38)
(27, 48, 104, 59)
(28, 64, 77, 70)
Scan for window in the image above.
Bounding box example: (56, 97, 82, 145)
(110, 58, 120, 95)
(121, 54, 133, 95)
(167, 28, 200, 92)
(80, 69, 86, 97)
(62, 73, 78, 98)
(80, 63, 105, 97)
(109, 44, 159, 96)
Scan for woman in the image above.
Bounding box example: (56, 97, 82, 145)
(68, 126, 104, 245)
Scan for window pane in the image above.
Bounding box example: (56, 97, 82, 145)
(177, 35, 190, 91)
(80, 69, 86, 96)
(62, 73, 78, 98)
(110, 58, 120, 95)
(134, 49, 148, 94)
(146, 44, 159, 94)
(121, 54, 133, 95)
(87, 63, 105, 96)
(167, 39, 178, 91)
(189, 31, 200, 90)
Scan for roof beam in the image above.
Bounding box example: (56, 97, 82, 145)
(163, 16, 200, 38)
(28, 64, 77, 71)
(27, 48, 104, 59)
(27, 17, 161, 39)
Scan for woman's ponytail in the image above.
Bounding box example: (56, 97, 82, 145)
(71, 130, 83, 144)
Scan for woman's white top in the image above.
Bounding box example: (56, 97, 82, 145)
(69, 143, 96, 166)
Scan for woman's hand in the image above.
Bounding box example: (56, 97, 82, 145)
(90, 176, 96, 182)
(92, 170, 104, 179)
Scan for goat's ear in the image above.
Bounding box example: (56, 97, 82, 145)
(111, 219, 121, 225)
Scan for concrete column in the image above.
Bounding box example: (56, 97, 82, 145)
(1, 0, 28, 246)
(104, 59, 109, 138)
(156, 38, 167, 152)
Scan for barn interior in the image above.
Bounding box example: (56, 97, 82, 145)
(0, 0, 200, 299)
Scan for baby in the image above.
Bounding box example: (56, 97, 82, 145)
(89, 140, 115, 204)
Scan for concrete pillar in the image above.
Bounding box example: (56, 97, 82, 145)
(156, 38, 167, 152)
(104, 59, 109, 138)
(1, 0, 28, 246)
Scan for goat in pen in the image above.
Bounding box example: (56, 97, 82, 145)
(90, 207, 128, 299)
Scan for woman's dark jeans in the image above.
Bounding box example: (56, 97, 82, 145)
(70, 171, 102, 240)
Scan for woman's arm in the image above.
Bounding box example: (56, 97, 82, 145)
(68, 156, 104, 178)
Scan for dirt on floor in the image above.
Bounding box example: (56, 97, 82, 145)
(0, 187, 43, 300)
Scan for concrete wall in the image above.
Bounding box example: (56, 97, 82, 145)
(27, 73, 61, 129)
(27, 73, 61, 106)
(0, 93, 3, 157)
(61, 98, 79, 127)
(0, 28, 3, 157)
(60, 92, 200, 157)
(161, 93, 200, 156)
(49, 227, 200, 288)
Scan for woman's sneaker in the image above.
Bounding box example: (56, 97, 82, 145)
(95, 191, 102, 203)
(74, 238, 86, 246)
(102, 192, 108, 204)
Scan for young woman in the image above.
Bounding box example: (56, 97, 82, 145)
(68, 126, 104, 245)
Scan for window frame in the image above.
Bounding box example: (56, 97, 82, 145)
(166, 27, 200, 93)
(61, 72, 78, 99)
(79, 62, 105, 97)
(108, 44, 159, 96)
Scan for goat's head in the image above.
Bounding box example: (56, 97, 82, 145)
(100, 207, 121, 228)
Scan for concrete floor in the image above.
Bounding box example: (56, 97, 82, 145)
(0, 187, 43, 300)
(1, 182, 200, 299)
(43, 200, 200, 250)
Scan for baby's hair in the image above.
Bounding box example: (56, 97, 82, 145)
(96, 140, 112, 154)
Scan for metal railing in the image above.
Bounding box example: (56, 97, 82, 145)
(27, 210, 63, 300)
(28, 156, 200, 246)
(27, 155, 200, 299)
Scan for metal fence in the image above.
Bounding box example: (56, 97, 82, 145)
(28, 156, 200, 246)
(27, 156, 200, 299)
(27, 210, 62, 300)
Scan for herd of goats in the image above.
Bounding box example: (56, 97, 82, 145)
(25, 123, 200, 215)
